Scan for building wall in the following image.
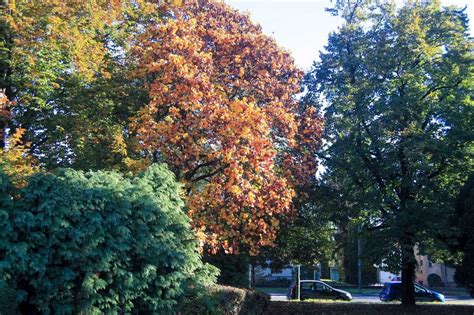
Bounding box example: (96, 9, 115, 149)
(414, 247, 456, 287)
(378, 270, 400, 283)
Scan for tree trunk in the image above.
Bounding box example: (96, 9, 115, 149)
(0, 119, 6, 149)
(401, 238, 416, 305)
(0, 89, 8, 149)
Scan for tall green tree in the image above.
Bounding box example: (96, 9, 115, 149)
(305, 1, 473, 305)
(452, 173, 474, 296)
(256, 200, 336, 271)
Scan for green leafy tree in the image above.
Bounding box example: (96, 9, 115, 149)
(206, 199, 336, 287)
(452, 173, 474, 296)
(305, 1, 473, 305)
(256, 201, 336, 272)
(204, 252, 251, 287)
(342, 223, 378, 285)
(0, 164, 217, 313)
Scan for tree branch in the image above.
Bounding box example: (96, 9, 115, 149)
(185, 157, 223, 181)
(419, 80, 463, 101)
(191, 165, 227, 183)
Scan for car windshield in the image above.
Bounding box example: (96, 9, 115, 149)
(315, 282, 331, 291)
(300, 281, 332, 291)
(323, 282, 333, 289)
(414, 284, 428, 292)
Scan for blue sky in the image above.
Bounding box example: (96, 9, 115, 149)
(226, 0, 474, 70)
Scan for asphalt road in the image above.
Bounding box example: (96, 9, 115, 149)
(269, 292, 474, 304)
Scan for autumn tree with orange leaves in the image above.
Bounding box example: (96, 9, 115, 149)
(131, 0, 323, 255)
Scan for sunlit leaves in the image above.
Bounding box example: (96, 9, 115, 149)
(0, 128, 38, 187)
(1, 1, 163, 169)
(130, 0, 322, 254)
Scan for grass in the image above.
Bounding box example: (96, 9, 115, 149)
(268, 301, 474, 315)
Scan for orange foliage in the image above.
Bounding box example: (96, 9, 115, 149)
(130, 0, 323, 254)
(0, 128, 39, 187)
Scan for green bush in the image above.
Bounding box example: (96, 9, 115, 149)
(0, 164, 217, 314)
(179, 285, 270, 315)
(0, 283, 17, 315)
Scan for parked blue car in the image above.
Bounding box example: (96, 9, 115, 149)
(379, 281, 445, 302)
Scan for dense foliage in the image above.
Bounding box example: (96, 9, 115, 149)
(305, 0, 473, 304)
(2, 0, 472, 309)
(2, 0, 322, 257)
(342, 223, 378, 286)
(453, 173, 474, 296)
(0, 164, 217, 314)
(203, 252, 252, 288)
(1, 0, 164, 170)
(0, 128, 38, 187)
(256, 200, 336, 271)
(131, 0, 322, 254)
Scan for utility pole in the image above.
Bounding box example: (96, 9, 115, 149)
(357, 224, 362, 290)
(248, 263, 252, 289)
(297, 265, 301, 300)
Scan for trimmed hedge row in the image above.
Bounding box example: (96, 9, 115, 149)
(267, 302, 474, 315)
(179, 285, 270, 314)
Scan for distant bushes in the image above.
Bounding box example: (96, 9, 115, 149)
(0, 165, 217, 314)
(179, 285, 270, 315)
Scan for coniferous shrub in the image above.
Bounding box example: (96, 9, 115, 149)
(0, 164, 217, 314)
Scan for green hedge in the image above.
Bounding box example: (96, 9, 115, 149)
(267, 302, 474, 315)
(0, 165, 217, 314)
(179, 285, 270, 315)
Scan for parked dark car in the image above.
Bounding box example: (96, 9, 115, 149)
(379, 281, 445, 302)
(287, 280, 352, 301)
